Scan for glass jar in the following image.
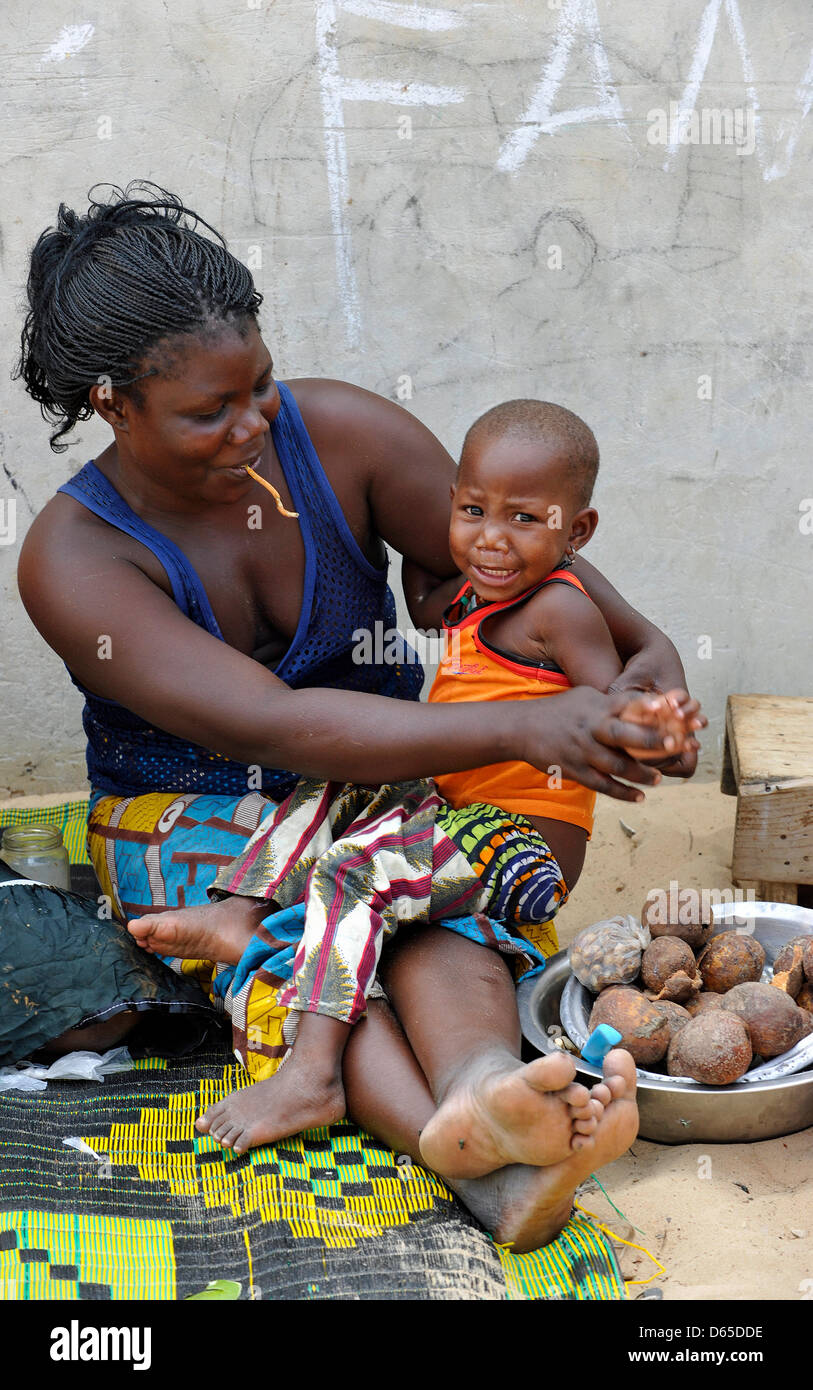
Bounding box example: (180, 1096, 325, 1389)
(2, 825, 72, 891)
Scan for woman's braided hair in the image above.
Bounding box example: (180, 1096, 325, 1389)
(17, 181, 263, 451)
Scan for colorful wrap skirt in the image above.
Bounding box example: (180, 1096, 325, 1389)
(88, 781, 568, 1083)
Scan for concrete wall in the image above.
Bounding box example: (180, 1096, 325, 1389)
(1, 1, 811, 795)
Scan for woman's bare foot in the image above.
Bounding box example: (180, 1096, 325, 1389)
(196, 1059, 346, 1155)
(451, 1050, 639, 1252)
(418, 1050, 602, 1180)
(127, 895, 269, 965)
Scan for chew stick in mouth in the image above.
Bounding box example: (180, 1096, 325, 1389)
(244, 465, 299, 518)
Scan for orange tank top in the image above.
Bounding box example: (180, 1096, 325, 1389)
(428, 569, 596, 834)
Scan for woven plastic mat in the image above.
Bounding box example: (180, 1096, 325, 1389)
(0, 1044, 624, 1301)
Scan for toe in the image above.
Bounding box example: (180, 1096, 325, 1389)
(603, 1049, 637, 1097)
(562, 1082, 591, 1112)
(573, 1100, 602, 1135)
(524, 1052, 576, 1093)
(197, 1101, 227, 1134)
(571, 1132, 596, 1151)
(589, 1082, 612, 1109)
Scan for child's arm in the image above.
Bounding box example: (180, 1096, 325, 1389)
(402, 557, 464, 632)
(524, 581, 624, 691)
(523, 584, 693, 760)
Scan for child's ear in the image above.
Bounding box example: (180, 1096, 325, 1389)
(568, 507, 598, 551)
(449, 484, 456, 501)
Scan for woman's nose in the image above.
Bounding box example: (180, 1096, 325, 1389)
(228, 408, 269, 447)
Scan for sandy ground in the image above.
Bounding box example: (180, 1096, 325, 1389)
(555, 778, 812, 1303)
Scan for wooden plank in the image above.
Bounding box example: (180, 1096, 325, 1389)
(757, 882, 798, 904)
(733, 879, 798, 905)
(727, 694, 813, 788)
(732, 782, 813, 883)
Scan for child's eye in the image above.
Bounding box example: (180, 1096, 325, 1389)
(462, 505, 483, 517)
(513, 512, 538, 524)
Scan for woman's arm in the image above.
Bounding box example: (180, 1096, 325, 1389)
(402, 558, 462, 632)
(570, 555, 702, 775)
(18, 505, 668, 801)
(571, 554, 688, 693)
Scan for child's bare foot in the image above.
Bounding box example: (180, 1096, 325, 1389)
(196, 1059, 346, 1154)
(196, 1013, 351, 1154)
(127, 895, 269, 964)
(417, 1050, 603, 1180)
(451, 1050, 638, 1252)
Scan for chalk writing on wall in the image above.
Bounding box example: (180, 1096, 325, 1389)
(316, 0, 812, 343)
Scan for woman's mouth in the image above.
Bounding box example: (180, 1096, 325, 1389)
(222, 452, 262, 479)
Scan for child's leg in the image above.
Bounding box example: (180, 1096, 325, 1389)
(279, 785, 445, 1025)
(430, 803, 568, 966)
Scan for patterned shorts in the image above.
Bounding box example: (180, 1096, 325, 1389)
(434, 801, 570, 962)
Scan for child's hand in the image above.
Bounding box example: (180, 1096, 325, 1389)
(617, 688, 700, 763)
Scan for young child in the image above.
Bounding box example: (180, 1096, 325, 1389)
(415, 398, 694, 966)
(129, 399, 697, 1157)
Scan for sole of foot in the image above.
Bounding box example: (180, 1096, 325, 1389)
(453, 1049, 639, 1253)
(418, 1049, 602, 1179)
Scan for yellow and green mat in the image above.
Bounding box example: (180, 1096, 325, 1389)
(0, 1046, 624, 1301)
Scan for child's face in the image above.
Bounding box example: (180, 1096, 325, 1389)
(449, 434, 596, 603)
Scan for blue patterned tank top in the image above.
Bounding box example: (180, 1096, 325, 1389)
(57, 382, 423, 798)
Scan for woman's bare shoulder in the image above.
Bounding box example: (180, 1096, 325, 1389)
(285, 377, 452, 467)
(18, 488, 163, 641)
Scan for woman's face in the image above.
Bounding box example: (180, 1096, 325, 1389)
(112, 318, 281, 505)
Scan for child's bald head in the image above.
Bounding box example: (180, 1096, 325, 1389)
(461, 399, 599, 508)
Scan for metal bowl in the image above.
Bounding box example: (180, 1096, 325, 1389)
(517, 902, 813, 1144)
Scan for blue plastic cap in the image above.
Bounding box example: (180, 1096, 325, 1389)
(581, 1024, 623, 1065)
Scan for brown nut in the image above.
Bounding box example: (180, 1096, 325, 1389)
(720, 981, 807, 1058)
(684, 991, 725, 1018)
(589, 985, 669, 1066)
(641, 888, 711, 951)
(649, 999, 692, 1041)
(697, 932, 765, 993)
(640, 937, 697, 991)
(667, 1012, 752, 1084)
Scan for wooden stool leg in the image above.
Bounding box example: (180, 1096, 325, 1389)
(734, 878, 798, 905)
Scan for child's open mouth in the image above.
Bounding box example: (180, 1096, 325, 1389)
(471, 564, 520, 586)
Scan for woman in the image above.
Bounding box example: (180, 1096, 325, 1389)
(15, 184, 699, 1250)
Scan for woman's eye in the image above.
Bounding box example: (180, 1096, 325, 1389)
(195, 406, 225, 422)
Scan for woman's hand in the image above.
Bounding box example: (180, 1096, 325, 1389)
(516, 686, 681, 803)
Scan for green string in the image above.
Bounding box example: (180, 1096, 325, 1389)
(588, 1173, 646, 1236)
